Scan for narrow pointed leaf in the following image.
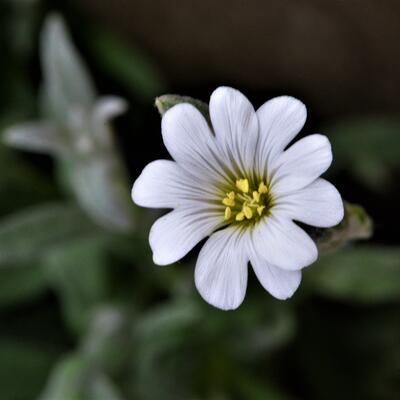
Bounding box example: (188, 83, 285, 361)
(3, 120, 68, 154)
(40, 14, 96, 122)
(0, 203, 95, 265)
(38, 355, 125, 400)
(61, 157, 134, 232)
(307, 246, 400, 303)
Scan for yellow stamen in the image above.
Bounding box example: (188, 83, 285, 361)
(236, 212, 245, 221)
(252, 191, 260, 203)
(236, 179, 249, 193)
(227, 191, 235, 200)
(258, 182, 268, 194)
(221, 178, 270, 223)
(257, 205, 265, 216)
(222, 197, 235, 207)
(243, 205, 253, 219)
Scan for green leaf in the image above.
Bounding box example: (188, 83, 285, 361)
(0, 143, 56, 214)
(90, 30, 166, 101)
(228, 301, 296, 360)
(81, 305, 132, 374)
(155, 94, 211, 125)
(306, 246, 400, 303)
(40, 14, 96, 123)
(311, 202, 373, 252)
(328, 117, 400, 191)
(88, 373, 125, 400)
(235, 373, 291, 400)
(3, 120, 68, 154)
(0, 203, 96, 265)
(0, 338, 59, 400)
(38, 355, 124, 400)
(295, 305, 400, 400)
(0, 262, 47, 307)
(134, 300, 201, 365)
(132, 301, 201, 400)
(43, 235, 112, 334)
(60, 156, 135, 232)
(38, 356, 87, 400)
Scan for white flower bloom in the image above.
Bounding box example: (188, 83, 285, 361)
(132, 87, 344, 310)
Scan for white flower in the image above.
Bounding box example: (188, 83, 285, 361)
(132, 87, 344, 310)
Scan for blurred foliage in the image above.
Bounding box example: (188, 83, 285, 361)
(0, 3, 399, 400)
(313, 202, 373, 252)
(4, 14, 135, 232)
(307, 246, 400, 303)
(90, 30, 166, 102)
(327, 117, 400, 191)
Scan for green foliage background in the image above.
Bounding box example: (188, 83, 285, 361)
(0, 1, 399, 399)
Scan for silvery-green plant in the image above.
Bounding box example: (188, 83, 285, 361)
(3, 14, 134, 231)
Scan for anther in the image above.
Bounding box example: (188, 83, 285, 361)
(243, 205, 253, 219)
(222, 196, 235, 207)
(236, 212, 245, 221)
(257, 205, 265, 216)
(252, 191, 260, 203)
(258, 182, 268, 194)
(224, 207, 232, 220)
(236, 179, 249, 193)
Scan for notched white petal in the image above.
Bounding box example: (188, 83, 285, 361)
(132, 159, 221, 209)
(209, 86, 259, 173)
(274, 178, 344, 228)
(133, 160, 199, 208)
(249, 246, 301, 299)
(161, 103, 228, 182)
(272, 134, 333, 195)
(195, 227, 249, 310)
(132, 160, 179, 208)
(252, 215, 318, 271)
(256, 96, 306, 173)
(149, 206, 222, 266)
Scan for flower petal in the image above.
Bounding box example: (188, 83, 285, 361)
(256, 96, 306, 175)
(149, 206, 223, 266)
(252, 215, 318, 271)
(132, 160, 221, 208)
(274, 178, 344, 228)
(272, 134, 332, 195)
(162, 103, 229, 183)
(209, 87, 258, 175)
(195, 227, 249, 310)
(249, 245, 301, 299)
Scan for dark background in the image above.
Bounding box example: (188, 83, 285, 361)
(0, 1, 399, 399)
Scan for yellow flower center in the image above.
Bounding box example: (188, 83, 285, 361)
(222, 178, 272, 224)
